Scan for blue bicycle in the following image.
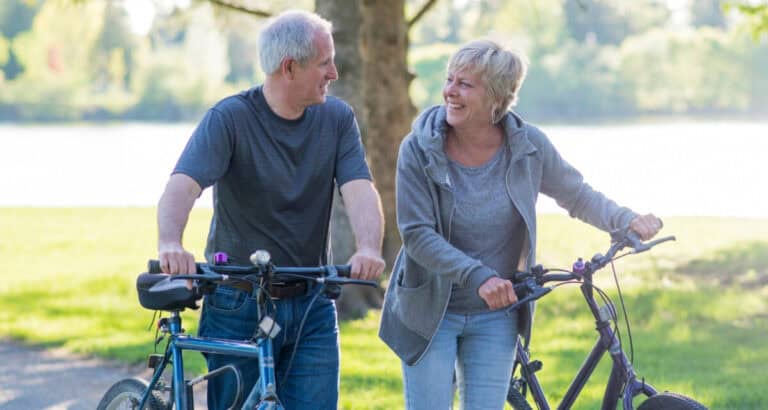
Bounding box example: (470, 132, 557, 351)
(97, 250, 377, 410)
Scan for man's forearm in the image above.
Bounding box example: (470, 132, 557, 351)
(340, 179, 384, 253)
(158, 174, 201, 247)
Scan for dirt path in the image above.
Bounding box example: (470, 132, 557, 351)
(0, 339, 207, 409)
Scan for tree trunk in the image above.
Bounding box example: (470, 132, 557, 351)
(316, 0, 417, 319)
(360, 0, 416, 264)
(316, 0, 378, 320)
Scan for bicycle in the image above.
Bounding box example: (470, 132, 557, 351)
(504, 227, 708, 410)
(97, 250, 378, 410)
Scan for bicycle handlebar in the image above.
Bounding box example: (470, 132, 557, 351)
(505, 227, 675, 314)
(148, 259, 352, 277)
(146, 258, 377, 288)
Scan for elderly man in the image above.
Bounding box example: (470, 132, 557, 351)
(157, 10, 385, 410)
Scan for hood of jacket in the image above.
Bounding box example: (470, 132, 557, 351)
(411, 105, 536, 187)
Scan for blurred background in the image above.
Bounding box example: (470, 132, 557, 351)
(1, 2, 767, 408)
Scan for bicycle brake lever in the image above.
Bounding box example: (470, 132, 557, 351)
(505, 286, 552, 315)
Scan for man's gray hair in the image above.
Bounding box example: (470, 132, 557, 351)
(258, 10, 333, 75)
(448, 39, 528, 124)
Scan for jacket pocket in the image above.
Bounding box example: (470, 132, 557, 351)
(394, 276, 439, 339)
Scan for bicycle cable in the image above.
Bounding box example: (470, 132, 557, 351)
(610, 260, 635, 364)
(279, 287, 323, 388)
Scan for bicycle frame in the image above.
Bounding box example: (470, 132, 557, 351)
(515, 272, 657, 410)
(139, 308, 282, 410)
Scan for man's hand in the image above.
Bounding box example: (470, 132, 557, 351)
(158, 242, 196, 290)
(478, 276, 518, 310)
(629, 213, 663, 241)
(158, 242, 197, 275)
(348, 248, 385, 281)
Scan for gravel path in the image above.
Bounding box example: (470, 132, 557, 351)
(0, 339, 207, 409)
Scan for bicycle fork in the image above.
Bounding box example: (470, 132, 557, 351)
(241, 293, 284, 410)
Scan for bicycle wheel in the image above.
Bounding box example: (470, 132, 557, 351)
(97, 377, 170, 410)
(636, 392, 708, 410)
(506, 383, 533, 410)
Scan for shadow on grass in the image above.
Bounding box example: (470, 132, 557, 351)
(675, 240, 768, 287)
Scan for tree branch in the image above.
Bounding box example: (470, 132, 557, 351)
(407, 0, 438, 29)
(207, 0, 272, 17)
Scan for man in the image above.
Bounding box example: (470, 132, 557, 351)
(157, 10, 385, 410)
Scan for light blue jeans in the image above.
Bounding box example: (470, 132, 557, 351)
(402, 310, 518, 410)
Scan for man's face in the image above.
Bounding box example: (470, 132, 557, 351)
(292, 31, 338, 107)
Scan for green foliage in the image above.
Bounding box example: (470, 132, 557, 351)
(619, 27, 754, 114)
(2, 209, 768, 408)
(564, 0, 669, 45)
(692, 0, 727, 28)
(1, 0, 768, 121)
(726, 2, 768, 39)
(0, 34, 8, 68)
(517, 40, 635, 120)
(409, 43, 455, 108)
(0, 0, 39, 38)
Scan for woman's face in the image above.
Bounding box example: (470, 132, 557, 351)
(443, 68, 493, 129)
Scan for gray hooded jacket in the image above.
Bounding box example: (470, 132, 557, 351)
(379, 106, 638, 365)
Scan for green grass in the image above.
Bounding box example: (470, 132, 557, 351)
(2, 208, 768, 409)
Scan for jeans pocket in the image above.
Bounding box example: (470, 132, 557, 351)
(199, 286, 257, 340)
(206, 285, 247, 312)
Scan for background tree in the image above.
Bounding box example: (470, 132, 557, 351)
(692, 0, 726, 28)
(315, 0, 432, 318)
(0, 0, 40, 81)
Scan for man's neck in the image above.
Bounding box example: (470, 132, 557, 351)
(262, 80, 304, 120)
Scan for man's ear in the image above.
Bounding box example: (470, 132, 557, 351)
(280, 59, 295, 79)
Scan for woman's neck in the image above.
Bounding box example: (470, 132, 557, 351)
(445, 124, 504, 167)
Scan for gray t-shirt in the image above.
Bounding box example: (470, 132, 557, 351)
(174, 86, 371, 267)
(446, 145, 525, 313)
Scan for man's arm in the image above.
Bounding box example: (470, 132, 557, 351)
(338, 179, 386, 280)
(157, 173, 202, 275)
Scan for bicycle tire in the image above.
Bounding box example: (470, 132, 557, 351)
(506, 385, 534, 410)
(97, 377, 170, 410)
(636, 392, 708, 410)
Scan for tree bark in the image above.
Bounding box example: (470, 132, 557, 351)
(316, 0, 418, 319)
(360, 0, 416, 264)
(316, 0, 379, 320)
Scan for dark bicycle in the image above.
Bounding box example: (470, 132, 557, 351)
(505, 228, 707, 410)
(97, 250, 377, 410)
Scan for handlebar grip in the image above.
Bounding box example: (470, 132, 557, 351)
(335, 265, 352, 277)
(148, 260, 161, 273)
(147, 260, 204, 274)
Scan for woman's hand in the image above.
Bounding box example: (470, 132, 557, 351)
(478, 276, 518, 310)
(629, 213, 663, 241)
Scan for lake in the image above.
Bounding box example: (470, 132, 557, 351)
(0, 121, 766, 217)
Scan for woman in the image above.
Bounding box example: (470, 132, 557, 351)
(378, 40, 662, 409)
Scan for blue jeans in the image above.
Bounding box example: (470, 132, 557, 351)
(198, 284, 339, 410)
(402, 310, 518, 410)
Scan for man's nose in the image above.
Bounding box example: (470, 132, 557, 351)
(327, 62, 338, 80)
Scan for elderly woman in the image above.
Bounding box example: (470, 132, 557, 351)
(379, 40, 662, 409)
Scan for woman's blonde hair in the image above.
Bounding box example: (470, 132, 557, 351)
(447, 39, 528, 124)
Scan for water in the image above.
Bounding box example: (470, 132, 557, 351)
(1, 121, 766, 217)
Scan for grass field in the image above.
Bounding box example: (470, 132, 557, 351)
(1, 208, 767, 409)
